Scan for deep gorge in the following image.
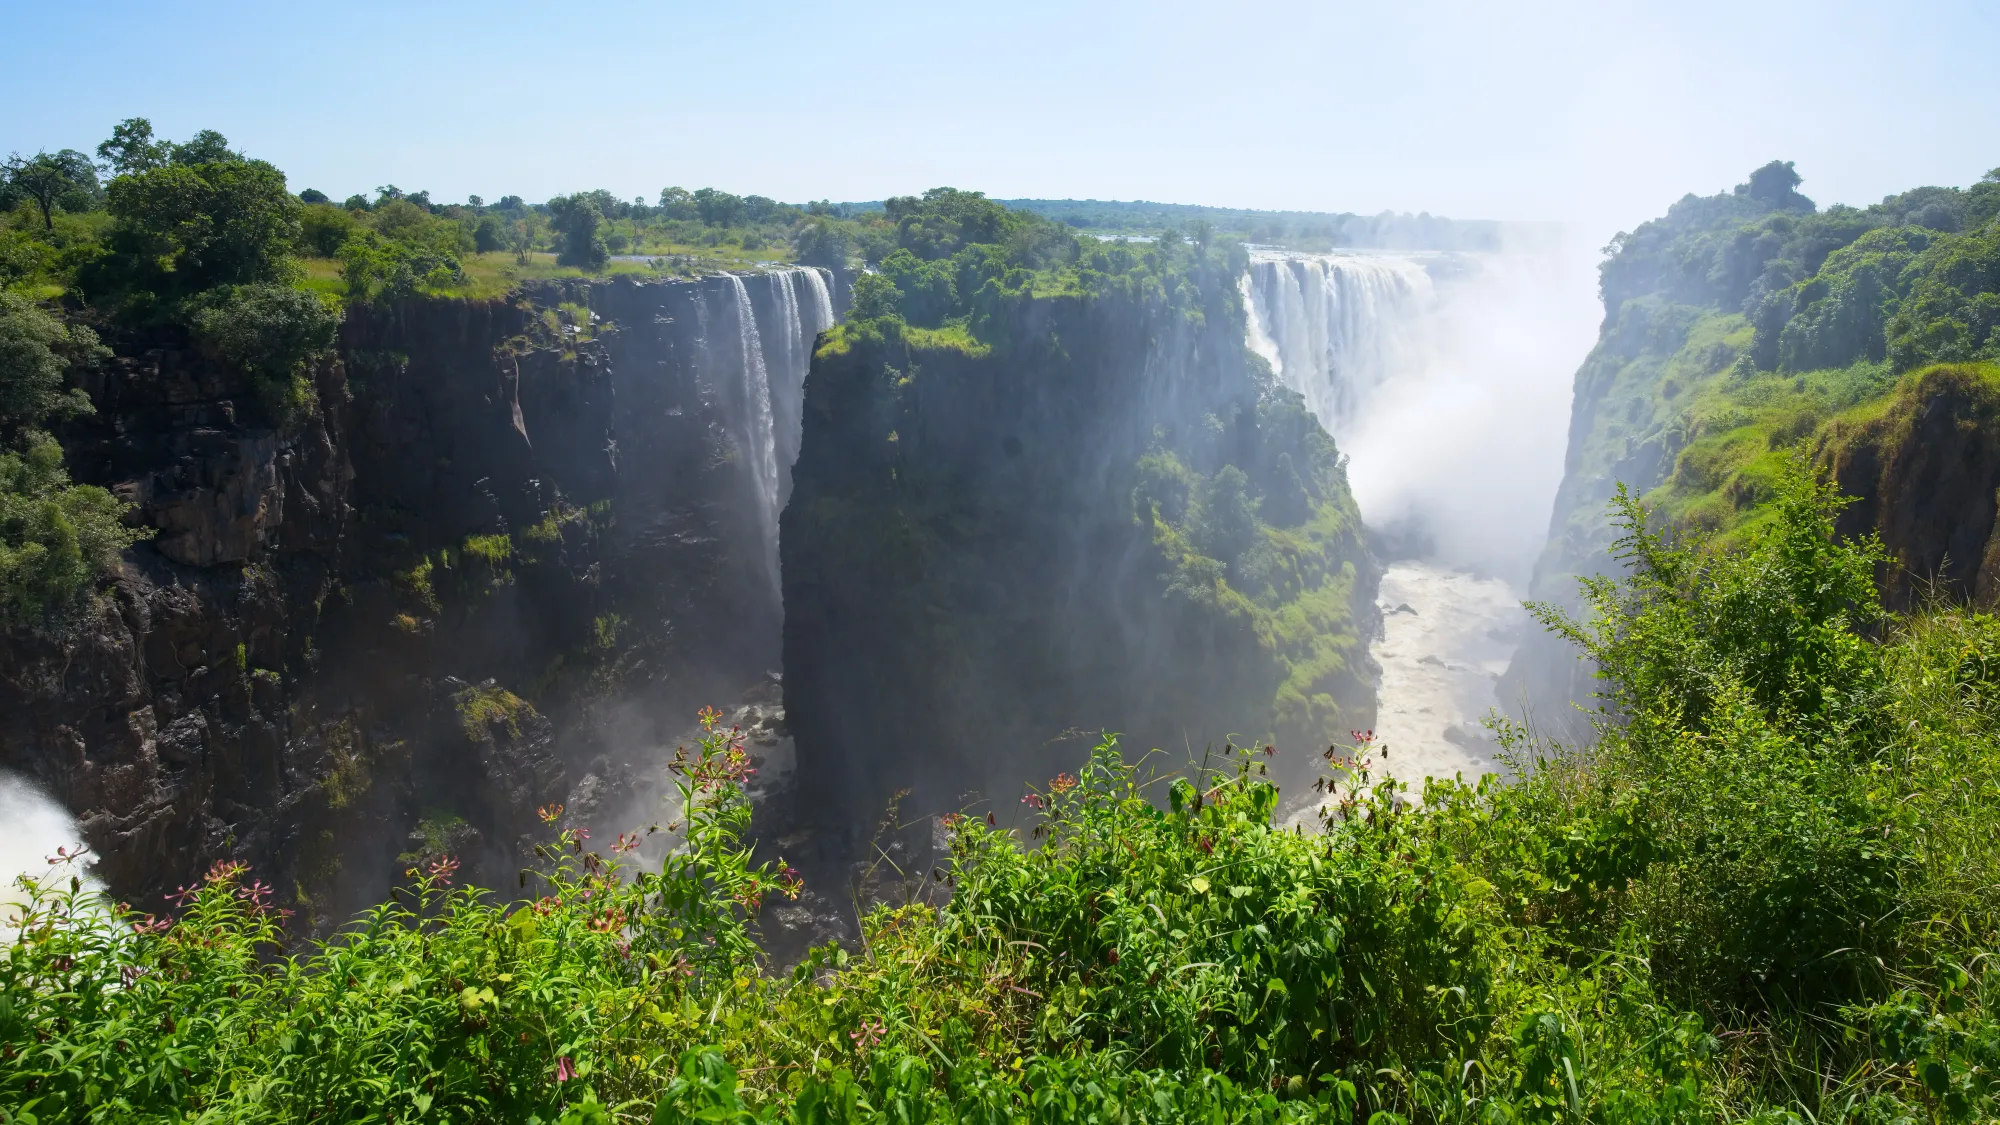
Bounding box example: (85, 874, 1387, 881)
(2, 268, 842, 918)
(7, 140, 2000, 1120)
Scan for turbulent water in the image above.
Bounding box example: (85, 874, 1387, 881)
(1242, 246, 1597, 784)
(1242, 253, 1435, 436)
(1368, 562, 1525, 785)
(1, 770, 100, 932)
(707, 268, 837, 594)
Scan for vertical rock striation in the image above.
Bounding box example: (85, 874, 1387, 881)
(783, 286, 1377, 828)
(0, 269, 839, 919)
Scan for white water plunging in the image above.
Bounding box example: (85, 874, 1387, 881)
(1, 770, 102, 935)
(1243, 244, 1600, 789)
(718, 273, 783, 594)
(765, 268, 837, 497)
(1242, 252, 1435, 437)
(708, 268, 839, 595)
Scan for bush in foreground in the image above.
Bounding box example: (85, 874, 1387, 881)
(5, 460, 2000, 1123)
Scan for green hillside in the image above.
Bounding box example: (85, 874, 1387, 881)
(1513, 162, 2000, 712)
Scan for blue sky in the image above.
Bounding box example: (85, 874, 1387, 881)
(6, 0, 1996, 239)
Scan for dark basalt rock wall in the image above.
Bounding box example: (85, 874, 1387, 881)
(782, 297, 1377, 830)
(1817, 363, 2000, 609)
(0, 273, 819, 923)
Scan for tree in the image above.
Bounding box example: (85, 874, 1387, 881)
(503, 214, 542, 265)
(1192, 465, 1258, 564)
(298, 203, 357, 256)
(0, 293, 98, 442)
(190, 283, 340, 386)
(546, 194, 609, 271)
(884, 187, 1017, 259)
(848, 271, 900, 320)
(474, 215, 504, 254)
(1737, 160, 1813, 212)
(877, 249, 954, 326)
(96, 117, 170, 176)
(0, 293, 139, 623)
(657, 186, 697, 221)
(299, 188, 329, 204)
(86, 159, 301, 311)
(172, 129, 239, 165)
(794, 219, 852, 269)
(692, 188, 746, 228)
(3, 151, 101, 229)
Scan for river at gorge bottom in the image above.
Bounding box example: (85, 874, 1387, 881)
(1368, 559, 1527, 787)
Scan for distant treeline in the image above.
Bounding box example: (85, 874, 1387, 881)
(833, 196, 1525, 251)
(999, 198, 1530, 251)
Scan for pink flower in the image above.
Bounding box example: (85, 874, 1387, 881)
(555, 1056, 576, 1083)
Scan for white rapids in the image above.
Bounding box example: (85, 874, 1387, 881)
(1, 770, 103, 934)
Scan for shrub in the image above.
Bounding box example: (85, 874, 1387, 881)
(7, 459, 1999, 1122)
(0, 711, 795, 1123)
(0, 438, 146, 624)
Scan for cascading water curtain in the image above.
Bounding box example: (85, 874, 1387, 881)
(1242, 254, 1434, 437)
(712, 269, 842, 596)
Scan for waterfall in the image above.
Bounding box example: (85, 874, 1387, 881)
(2, 771, 101, 935)
(1241, 253, 1435, 437)
(710, 268, 841, 595)
(718, 273, 784, 594)
(1239, 243, 1603, 794)
(800, 266, 835, 331)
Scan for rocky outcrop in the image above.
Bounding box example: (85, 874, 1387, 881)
(0, 272, 830, 921)
(1817, 363, 2000, 609)
(783, 293, 1377, 829)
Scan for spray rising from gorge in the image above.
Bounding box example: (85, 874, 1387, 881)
(1242, 243, 1598, 782)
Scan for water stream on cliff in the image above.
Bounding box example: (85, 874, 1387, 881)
(1243, 245, 1597, 787)
(708, 268, 837, 596)
(1243, 254, 1435, 436)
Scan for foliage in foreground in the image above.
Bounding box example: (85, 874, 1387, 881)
(7, 461, 2000, 1123)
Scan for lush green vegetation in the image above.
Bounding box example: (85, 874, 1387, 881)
(791, 189, 1373, 806)
(10, 461, 2000, 1122)
(986, 198, 1513, 251)
(0, 116, 886, 626)
(1530, 161, 2000, 574)
(0, 290, 145, 627)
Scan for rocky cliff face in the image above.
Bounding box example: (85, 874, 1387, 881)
(1817, 363, 2000, 609)
(1509, 332, 2000, 725)
(782, 294, 1377, 829)
(0, 271, 837, 921)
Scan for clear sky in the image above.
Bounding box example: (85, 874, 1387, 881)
(5, 0, 1995, 240)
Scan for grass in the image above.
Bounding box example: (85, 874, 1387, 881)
(1646, 360, 1989, 545)
(453, 681, 534, 742)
